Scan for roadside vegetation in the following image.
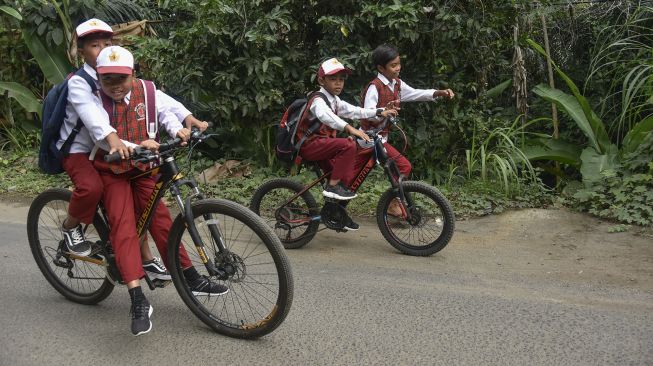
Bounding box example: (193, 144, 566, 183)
(0, 1, 650, 228)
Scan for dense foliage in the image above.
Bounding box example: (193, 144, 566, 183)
(0, 0, 650, 226)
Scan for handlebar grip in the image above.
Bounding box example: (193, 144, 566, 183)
(103, 152, 123, 163)
(158, 137, 182, 152)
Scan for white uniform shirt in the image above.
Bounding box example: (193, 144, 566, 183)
(362, 73, 438, 142)
(57, 63, 193, 153)
(308, 87, 377, 131)
(93, 88, 186, 154)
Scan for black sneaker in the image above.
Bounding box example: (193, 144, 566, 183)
(343, 215, 359, 231)
(143, 257, 171, 281)
(61, 224, 91, 256)
(187, 276, 229, 296)
(323, 183, 357, 200)
(130, 296, 153, 336)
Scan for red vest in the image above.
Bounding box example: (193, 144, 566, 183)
(359, 77, 401, 135)
(100, 79, 153, 174)
(295, 93, 336, 143)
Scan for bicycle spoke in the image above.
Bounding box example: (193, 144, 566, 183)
(171, 200, 291, 337)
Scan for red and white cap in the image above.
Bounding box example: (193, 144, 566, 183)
(75, 18, 113, 38)
(96, 46, 133, 75)
(317, 58, 352, 78)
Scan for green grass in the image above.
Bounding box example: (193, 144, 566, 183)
(0, 149, 554, 219)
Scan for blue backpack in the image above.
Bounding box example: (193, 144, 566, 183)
(38, 68, 96, 174)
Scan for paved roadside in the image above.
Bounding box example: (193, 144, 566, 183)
(1, 196, 652, 365)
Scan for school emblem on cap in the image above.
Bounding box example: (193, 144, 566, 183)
(331, 58, 340, 64)
(89, 20, 98, 26)
(109, 49, 120, 62)
(135, 103, 146, 120)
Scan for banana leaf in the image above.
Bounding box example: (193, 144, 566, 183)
(22, 28, 71, 85)
(0, 81, 42, 119)
(532, 84, 605, 153)
(528, 39, 611, 154)
(521, 137, 582, 167)
(580, 145, 620, 185)
(621, 115, 653, 156)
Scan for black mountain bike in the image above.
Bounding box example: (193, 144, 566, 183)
(27, 129, 293, 338)
(250, 118, 455, 256)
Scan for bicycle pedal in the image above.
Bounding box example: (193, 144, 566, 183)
(152, 279, 172, 288)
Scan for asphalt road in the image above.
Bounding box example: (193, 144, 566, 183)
(0, 200, 651, 365)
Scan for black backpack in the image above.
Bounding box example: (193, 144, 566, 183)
(38, 68, 96, 174)
(275, 92, 330, 164)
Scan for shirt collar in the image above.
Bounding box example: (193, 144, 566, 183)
(83, 63, 98, 81)
(377, 73, 396, 88)
(318, 87, 339, 106)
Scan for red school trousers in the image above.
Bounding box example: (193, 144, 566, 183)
(130, 174, 192, 270)
(347, 142, 412, 187)
(62, 153, 103, 224)
(299, 137, 357, 183)
(95, 167, 192, 282)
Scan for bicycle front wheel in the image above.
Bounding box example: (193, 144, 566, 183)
(249, 178, 320, 249)
(168, 199, 293, 338)
(26, 188, 114, 304)
(377, 181, 455, 256)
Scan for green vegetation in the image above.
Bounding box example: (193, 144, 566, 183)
(0, 1, 650, 228)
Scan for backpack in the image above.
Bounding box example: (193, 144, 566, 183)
(38, 68, 97, 174)
(275, 92, 330, 164)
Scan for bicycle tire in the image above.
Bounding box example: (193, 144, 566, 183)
(376, 181, 455, 256)
(168, 199, 293, 338)
(26, 188, 114, 304)
(249, 178, 320, 249)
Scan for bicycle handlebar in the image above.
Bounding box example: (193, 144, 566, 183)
(103, 125, 213, 163)
(364, 116, 398, 138)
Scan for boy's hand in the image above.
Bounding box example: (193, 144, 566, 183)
(345, 124, 371, 142)
(106, 132, 132, 160)
(380, 108, 398, 118)
(140, 139, 160, 152)
(385, 100, 401, 111)
(176, 128, 191, 142)
(434, 89, 455, 99)
(184, 115, 209, 131)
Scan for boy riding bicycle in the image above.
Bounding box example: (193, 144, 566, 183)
(354, 44, 455, 216)
(92, 46, 227, 336)
(296, 58, 397, 230)
(59, 19, 207, 280)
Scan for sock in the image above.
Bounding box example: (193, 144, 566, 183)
(128, 286, 144, 302)
(183, 267, 201, 283)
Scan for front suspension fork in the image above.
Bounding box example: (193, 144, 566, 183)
(384, 160, 413, 220)
(171, 181, 227, 278)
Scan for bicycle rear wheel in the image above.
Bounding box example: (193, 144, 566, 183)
(26, 188, 114, 304)
(377, 181, 455, 256)
(168, 199, 293, 338)
(249, 178, 320, 249)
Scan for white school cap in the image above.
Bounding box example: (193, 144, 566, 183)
(317, 58, 352, 78)
(76, 18, 113, 38)
(96, 46, 134, 75)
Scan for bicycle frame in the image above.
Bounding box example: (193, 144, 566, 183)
(279, 131, 414, 224)
(70, 149, 228, 282)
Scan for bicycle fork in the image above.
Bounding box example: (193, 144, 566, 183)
(384, 159, 413, 221)
(170, 182, 229, 280)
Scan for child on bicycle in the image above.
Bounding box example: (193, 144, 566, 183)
(354, 44, 455, 216)
(92, 45, 227, 336)
(59, 19, 206, 280)
(296, 58, 397, 230)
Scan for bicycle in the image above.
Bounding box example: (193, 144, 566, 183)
(249, 118, 455, 256)
(27, 128, 293, 338)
